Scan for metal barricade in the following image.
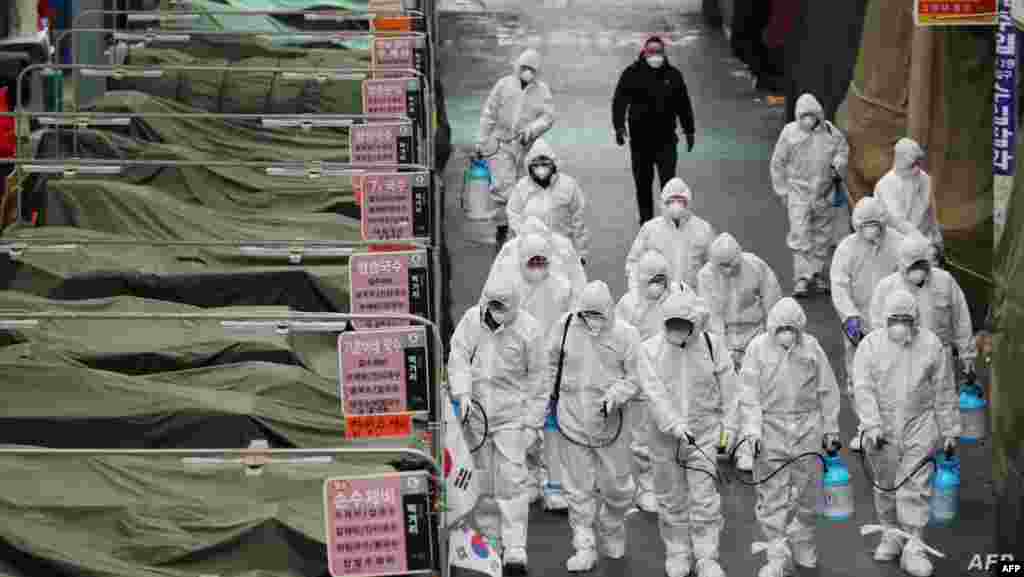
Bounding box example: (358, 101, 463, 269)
(12, 63, 433, 171)
(0, 310, 450, 577)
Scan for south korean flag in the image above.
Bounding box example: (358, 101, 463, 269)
(443, 389, 480, 528)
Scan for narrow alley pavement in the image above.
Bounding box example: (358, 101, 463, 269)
(438, 1, 997, 575)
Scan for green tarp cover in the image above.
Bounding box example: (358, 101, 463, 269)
(0, 451, 397, 577)
(0, 291, 341, 379)
(119, 46, 369, 114)
(36, 179, 358, 242)
(0, 227, 353, 317)
(0, 342, 345, 448)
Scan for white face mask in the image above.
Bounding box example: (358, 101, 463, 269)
(646, 55, 665, 68)
(646, 281, 667, 300)
(887, 323, 911, 344)
(799, 115, 818, 132)
(860, 224, 881, 242)
(519, 68, 535, 84)
(776, 329, 797, 349)
(665, 329, 690, 346)
(665, 200, 688, 221)
(531, 166, 552, 180)
(523, 266, 548, 284)
(488, 309, 507, 325)
(906, 268, 928, 286)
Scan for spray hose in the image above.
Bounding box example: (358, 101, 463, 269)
(856, 430, 944, 493)
(861, 525, 945, 560)
(674, 435, 828, 487)
(553, 400, 625, 449)
(460, 399, 490, 454)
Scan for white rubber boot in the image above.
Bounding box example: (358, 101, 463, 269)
(694, 558, 725, 577)
(900, 541, 934, 577)
(665, 555, 691, 577)
(873, 530, 903, 562)
(566, 548, 598, 572)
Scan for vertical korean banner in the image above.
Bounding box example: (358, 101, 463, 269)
(995, 0, 1018, 248)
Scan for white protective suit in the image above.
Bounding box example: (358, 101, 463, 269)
(854, 289, 959, 576)
(514, 233, 574, 510)
(869, 233, 976, 391)
(831, 197, 905, 385)
(491, 215, 587, 302)
(873, 138, 943, 259)
(697, 232, 781, 471)
(446, 277, 546, 567)
(548, 280, 655, 571)
(477, 49, 556, 226)
(626, 177, 715, 288)
(770, 93, 850, 287)
(644, 290, 735, 577)
(507, 139, 591, 260)
(697, 232, 782, 364)
(615, 250, 678, 511)
(740, 298, 841, 576)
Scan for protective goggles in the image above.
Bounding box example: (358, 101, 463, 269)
(486, 300, 509, 313)
(664, 317, 694, 332)
(526, 255, 549, 268)
(887, 314, 915, 326)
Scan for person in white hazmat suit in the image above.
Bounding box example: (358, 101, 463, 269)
(770, 93, 850, 297)
(829, 196, 905, 451)
(739, 297, 841, 577)
(547, 280, 656, 572)
(626, 177, 715, 288)
(490, 215, 587, 302)
(869, 233, 977, 397)
(476, 48, 555, 248)
(696, 232, 782, 472)
(446, 278, 547, 574)
(513, 233, 575, 512)
(854, 289, 959, 577)
(507, 138, 591, 263)
(614, 249, 679, 513)
(644, 290, 735, 577)
(873, 138, 943, 263)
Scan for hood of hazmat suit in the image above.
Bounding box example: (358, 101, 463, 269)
(491, 215, 587, 302)
(549, 280, 652, 439)
(508, 139, 590, 258)
(868, 234, 975, 357)
(626, 178, 714, 287)
(616, 250, 675, 341)
(698, 233, 783, 351)
(477, 48, 555, 154)
(447, 275, 547, 432)
(874, 138, 942, 246)
(854, 289, 960, 446)
(830, 197, 904, 329)
(644, 290, 737, 442)
(517, 233, 573, 333)
(770, 93, 849, 201)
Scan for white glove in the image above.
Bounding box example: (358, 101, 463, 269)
(961, 358, 976, 377)
(863, 427, 884, 451)
(671, 424, 695, 444)
(455, 394, 473, 422)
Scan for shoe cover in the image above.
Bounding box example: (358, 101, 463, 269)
(793, 279, 810, 297)
(694, 558, 725, 577)
(792, 542, 817, 568)
(873, 534, 902, 562)
(849, 434, 862, 452)
(503, 547, 528, 575)
(757, 558, 788, 577)
(665, 555, 692, 577)
(900, 543, 934, 577)
(566, 548, 598, 572)
(544, 493, 569, 512)
(636, 490, 658, 513)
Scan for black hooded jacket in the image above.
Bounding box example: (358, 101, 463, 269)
(612, 49, 695, 143)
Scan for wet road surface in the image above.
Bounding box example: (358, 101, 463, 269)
(437, 2, 997, 575)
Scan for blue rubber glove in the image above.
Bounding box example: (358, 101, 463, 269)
(844, 316, 863, 345)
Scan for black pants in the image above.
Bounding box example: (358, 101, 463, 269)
(629, 137, 678, 223)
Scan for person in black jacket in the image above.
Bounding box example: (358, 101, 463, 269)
(613, 36, 696, 224)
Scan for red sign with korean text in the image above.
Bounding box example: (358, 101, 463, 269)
(350, 123, 400, 165)
(916, 0, 997, 25)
